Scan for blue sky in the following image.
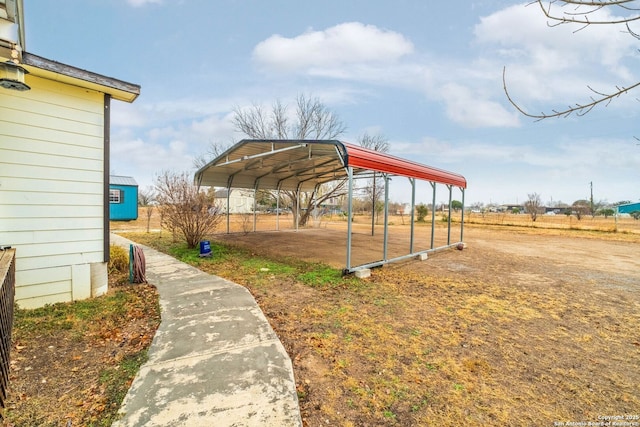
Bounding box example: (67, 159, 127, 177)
(25, 0, 639, 206)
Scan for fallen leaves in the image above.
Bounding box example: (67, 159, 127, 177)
(5, 282, 160, 426)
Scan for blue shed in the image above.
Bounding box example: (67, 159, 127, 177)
(618, 202, 640, 214)
(109, 175, 138, 221)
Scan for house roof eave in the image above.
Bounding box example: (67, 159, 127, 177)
(22, 52, 140, 102)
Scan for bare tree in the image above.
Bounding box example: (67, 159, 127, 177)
(524, 192, 543, 221)
(572, 199, 591, 220)
(138, 186, 156, 233)
(389, 201, 407, 225)
(503, 0, 640, 120)
(154, 170, 223, 248)
(193, 140, 234, 170)
(358, 132, 390, 235)
(232, 93, 348, 227)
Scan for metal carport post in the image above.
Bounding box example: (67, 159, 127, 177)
(346, 166, 354, 272)
(430, 182, 436, 249)
(382, 174, 390, 262)
(409, 178, 415, 254)
(447, 184, 453, 245)
(460, 188, 466, 243)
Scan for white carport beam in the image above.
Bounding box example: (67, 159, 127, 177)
(214, 144, 307, 167)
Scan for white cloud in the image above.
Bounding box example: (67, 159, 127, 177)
(110, 136, 194, 187)
(253, 22, 414, 72)
(474, 3, 639, 107)
(440, 83, 520, 128)
(111, 103, 148, 128)
(109, 99, 239, 188)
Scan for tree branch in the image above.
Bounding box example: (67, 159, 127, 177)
(534, 0, 640, 25)
(503, 66, 640, 119)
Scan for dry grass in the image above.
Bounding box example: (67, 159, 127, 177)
(116, 207, 640, 239)
(463, 211, 640, 234)
(123, 223, 640, 427)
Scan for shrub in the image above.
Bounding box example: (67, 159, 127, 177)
(109, 245, 129, 274)
(155, 170, 223, 248)
(416, 204, 429, 222)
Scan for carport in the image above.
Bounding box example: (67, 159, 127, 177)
(194, 139, 467, 274)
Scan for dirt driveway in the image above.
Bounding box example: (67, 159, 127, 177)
(212, 223, 640, 425)
(215, 222, 640, 293)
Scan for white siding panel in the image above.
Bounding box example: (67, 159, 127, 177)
(16, 240, 102, 258)
(2, 92, 103, 125)
(0, 176, 101, 194)
(17, 266, 71, 287)
(0, 190, 102, 206)
(0, 217, 101, 232)
(0, 163, 102, 183)
(17, 251, 103, 271)
(0, 148, 102, 172)
(0, 75, 107, 308)
(0, 107, 102, 137)
(0, 204, 103, 219)
(15, 280, 71, 300)
(15, 286, 72, 309)
(0, 135, 102, 160)
(0, 121, 103, 149)
(3, 229, 103, 246)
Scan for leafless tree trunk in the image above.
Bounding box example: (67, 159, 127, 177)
(525, 192, 543, 222)
(138, 186, 156, 233)
(358, 132, 390, 235)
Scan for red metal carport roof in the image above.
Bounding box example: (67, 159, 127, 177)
(342, 141, 466, 188)
(194, 139, 466, 190)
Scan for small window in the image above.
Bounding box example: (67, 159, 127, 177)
(109, 189, 123, 204)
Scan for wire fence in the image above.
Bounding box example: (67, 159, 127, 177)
(0, 249, 16, 419)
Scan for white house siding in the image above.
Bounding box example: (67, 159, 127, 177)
(0, 74, 107, 308)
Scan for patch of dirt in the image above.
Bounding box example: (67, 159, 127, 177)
(213, 224, 640, 426)
(5, 274, 160, 426)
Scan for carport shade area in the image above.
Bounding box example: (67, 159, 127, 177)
(194, 139, 467, 274)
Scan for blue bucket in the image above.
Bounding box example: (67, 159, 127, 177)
(199, 240, 212, 257)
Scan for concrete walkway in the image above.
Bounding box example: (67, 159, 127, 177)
(110, 234, 302, 427)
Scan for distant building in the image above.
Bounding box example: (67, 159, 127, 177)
(109, 175, 138, 221)
(214, 189, 255, 214)
(502, 204, 525, 213)
(618, 202, 640, 214)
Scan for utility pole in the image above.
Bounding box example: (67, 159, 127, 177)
(590, 181, 594, 216)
